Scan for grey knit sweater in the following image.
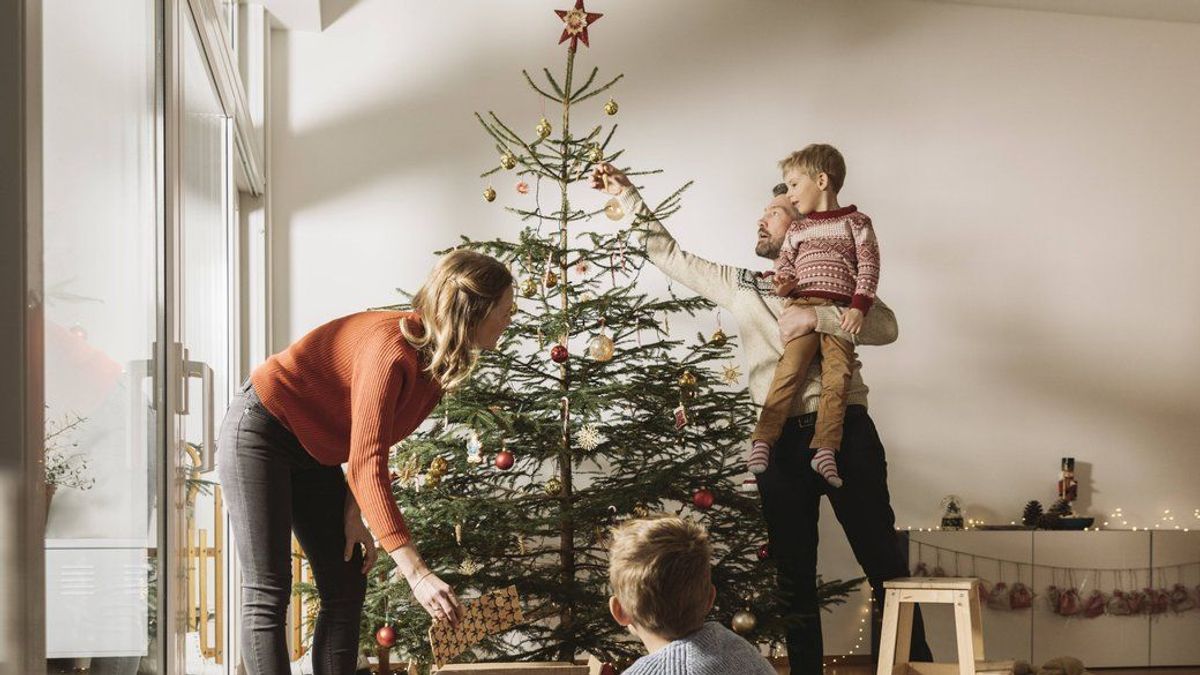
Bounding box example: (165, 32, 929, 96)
(622, 623, 776, 675)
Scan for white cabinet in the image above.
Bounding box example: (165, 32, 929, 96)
(45, 540, 149, 659)
(908, 530, 1200, 667)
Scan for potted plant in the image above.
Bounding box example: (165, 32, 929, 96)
(44, 411, 93, 524)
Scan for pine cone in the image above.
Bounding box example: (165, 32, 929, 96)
(1021, 500, 1043, 527)
(1049, 498, 1072, 517)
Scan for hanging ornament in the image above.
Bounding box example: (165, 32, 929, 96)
(397, 454, 420, 486)
(673, 403, 689, 430)
(454, 522, 464, 545)
(429, 456, 448, 476)
(458, 558, 481, 576)
(466, 433, 484, 465)
(521, 277, 539, 298)
(586, 144, 603, 163)
(376, 625, 396, 647)
(604, 97, 619, 115)
(500, 151, 517, 170)
(544, 477, 563, 496)
(550, 344, 569, 363)
(544, 270, 559, 288)
(554, 0, 603, 49)
(577, 424, 603, 451)
(535, 117, 553, 139)
(757, 543, 770, 561)
(483, 186, 497, 202)
(721, 364, 742, 385)
(581, 290, 597, 303)
(575, 260, 589, 275)
(731, 609, 757, 634)
(516, 180, 530, 194)
(1082, 590, 1107, 618)
(679, 370, 698, 389)
(692, 488, 715, 510)
(709, 328, 728, 348)
(604, 197, 624, 221)
(587, 323, 615, 362)
(516, 534, 529, 556)
(1009, 582, 1034, 609)
(495, 449, 515, 471)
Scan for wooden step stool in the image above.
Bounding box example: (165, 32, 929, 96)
(877, 577, 1015, 675)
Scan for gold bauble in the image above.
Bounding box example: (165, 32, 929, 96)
(604, 197, 625, 221)
(544, 477, 563, 496)
(679, 370, 698, 388)
(521, 277, 539, 298)
(535, 117, 552, 139)
(604, 98, 619, 115)
(587, 333, 615, 362)
(586, 144, 603, 163)
(500, 152, 517, 170)
(544, 270, 559, 288)
(428, 457, 449, 476)
(710, 329, 727, 347)
(483, 186, 497, 202)
(731, 610, 757, 635)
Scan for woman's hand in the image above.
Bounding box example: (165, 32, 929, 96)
(343, 503, 379, 574)
(392, 544, 464, 625)
(408, 569, 463, 625)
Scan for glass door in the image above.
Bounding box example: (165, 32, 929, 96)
(41, 1, 161, 673)
(178, 5, 234, 673)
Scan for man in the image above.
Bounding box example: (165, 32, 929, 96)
(592, 165, 932, 672)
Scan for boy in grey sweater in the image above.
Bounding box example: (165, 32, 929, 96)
(608, 516, 775, 675)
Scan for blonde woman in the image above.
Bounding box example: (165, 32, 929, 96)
(217, 249, 514, 675)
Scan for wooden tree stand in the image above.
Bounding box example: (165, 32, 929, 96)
(877, 578, 1016, 675)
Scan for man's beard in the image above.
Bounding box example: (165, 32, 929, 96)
(755, 238, 781, 260)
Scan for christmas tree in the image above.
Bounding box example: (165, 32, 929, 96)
(295, 3, 861, 671)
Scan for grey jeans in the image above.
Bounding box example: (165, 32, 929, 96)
(217, 381, 367, 675)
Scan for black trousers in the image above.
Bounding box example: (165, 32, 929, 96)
(756, 405, 933, 673)
(217, 382, 367, 675)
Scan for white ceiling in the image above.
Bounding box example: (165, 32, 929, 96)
(925, 0, 1200, 23)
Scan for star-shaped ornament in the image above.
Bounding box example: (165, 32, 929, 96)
(721, 364, 742, 385)
(555, 0, 603, 49)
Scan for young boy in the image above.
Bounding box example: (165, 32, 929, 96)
(746, 144, 880, 488)
(607, 515, 775, 675)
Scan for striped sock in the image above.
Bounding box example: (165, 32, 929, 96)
(811, 447, 843, 487)
(747, 440, 771, 474)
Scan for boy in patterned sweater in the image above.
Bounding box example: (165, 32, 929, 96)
(747, 144, 881, 487)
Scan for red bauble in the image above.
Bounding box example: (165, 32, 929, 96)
(692, 489, 714, 510)
(757, 543, 770, 561)
(495, 450, 515, 471)
(550, 344, 569, 363)
(599, 663, 617, 675)
(375, 625, 396, 647)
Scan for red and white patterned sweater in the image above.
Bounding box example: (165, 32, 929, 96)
(774, 204, 880, 314)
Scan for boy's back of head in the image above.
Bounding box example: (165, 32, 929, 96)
(780, 143, 846, 194)
(608, 515, 714, 640)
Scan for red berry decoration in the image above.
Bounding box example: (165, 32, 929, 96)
(550, 344, 569, 363)
(757, 543, 770, 561)
(692, 488, 714, 510)
(495, 450, 515, 471)
(375, 625, 396, 648)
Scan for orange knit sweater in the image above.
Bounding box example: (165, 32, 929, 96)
(251, 310, 442, 552)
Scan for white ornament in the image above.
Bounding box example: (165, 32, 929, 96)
(577, 424, 603, 451)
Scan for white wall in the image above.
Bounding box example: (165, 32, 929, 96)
(271, 0, 1200, 654)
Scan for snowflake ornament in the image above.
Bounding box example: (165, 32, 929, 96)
(577, 424, 603, 451)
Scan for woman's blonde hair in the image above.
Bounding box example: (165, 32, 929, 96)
(399, 249, 512, 392)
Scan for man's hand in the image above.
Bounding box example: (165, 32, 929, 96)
(343, 505, 379, 574)
(841, 307, 864, 335)
(779, 304, 818, 345)
(590, 162, 631, 196)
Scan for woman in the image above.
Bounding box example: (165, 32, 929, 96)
(217, 249, 514, 674)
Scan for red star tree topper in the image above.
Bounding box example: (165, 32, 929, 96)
(555, 0, 602, 49)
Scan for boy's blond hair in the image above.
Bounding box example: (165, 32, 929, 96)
(779, 143, 846, 194)
(608, 515, 713, 639)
